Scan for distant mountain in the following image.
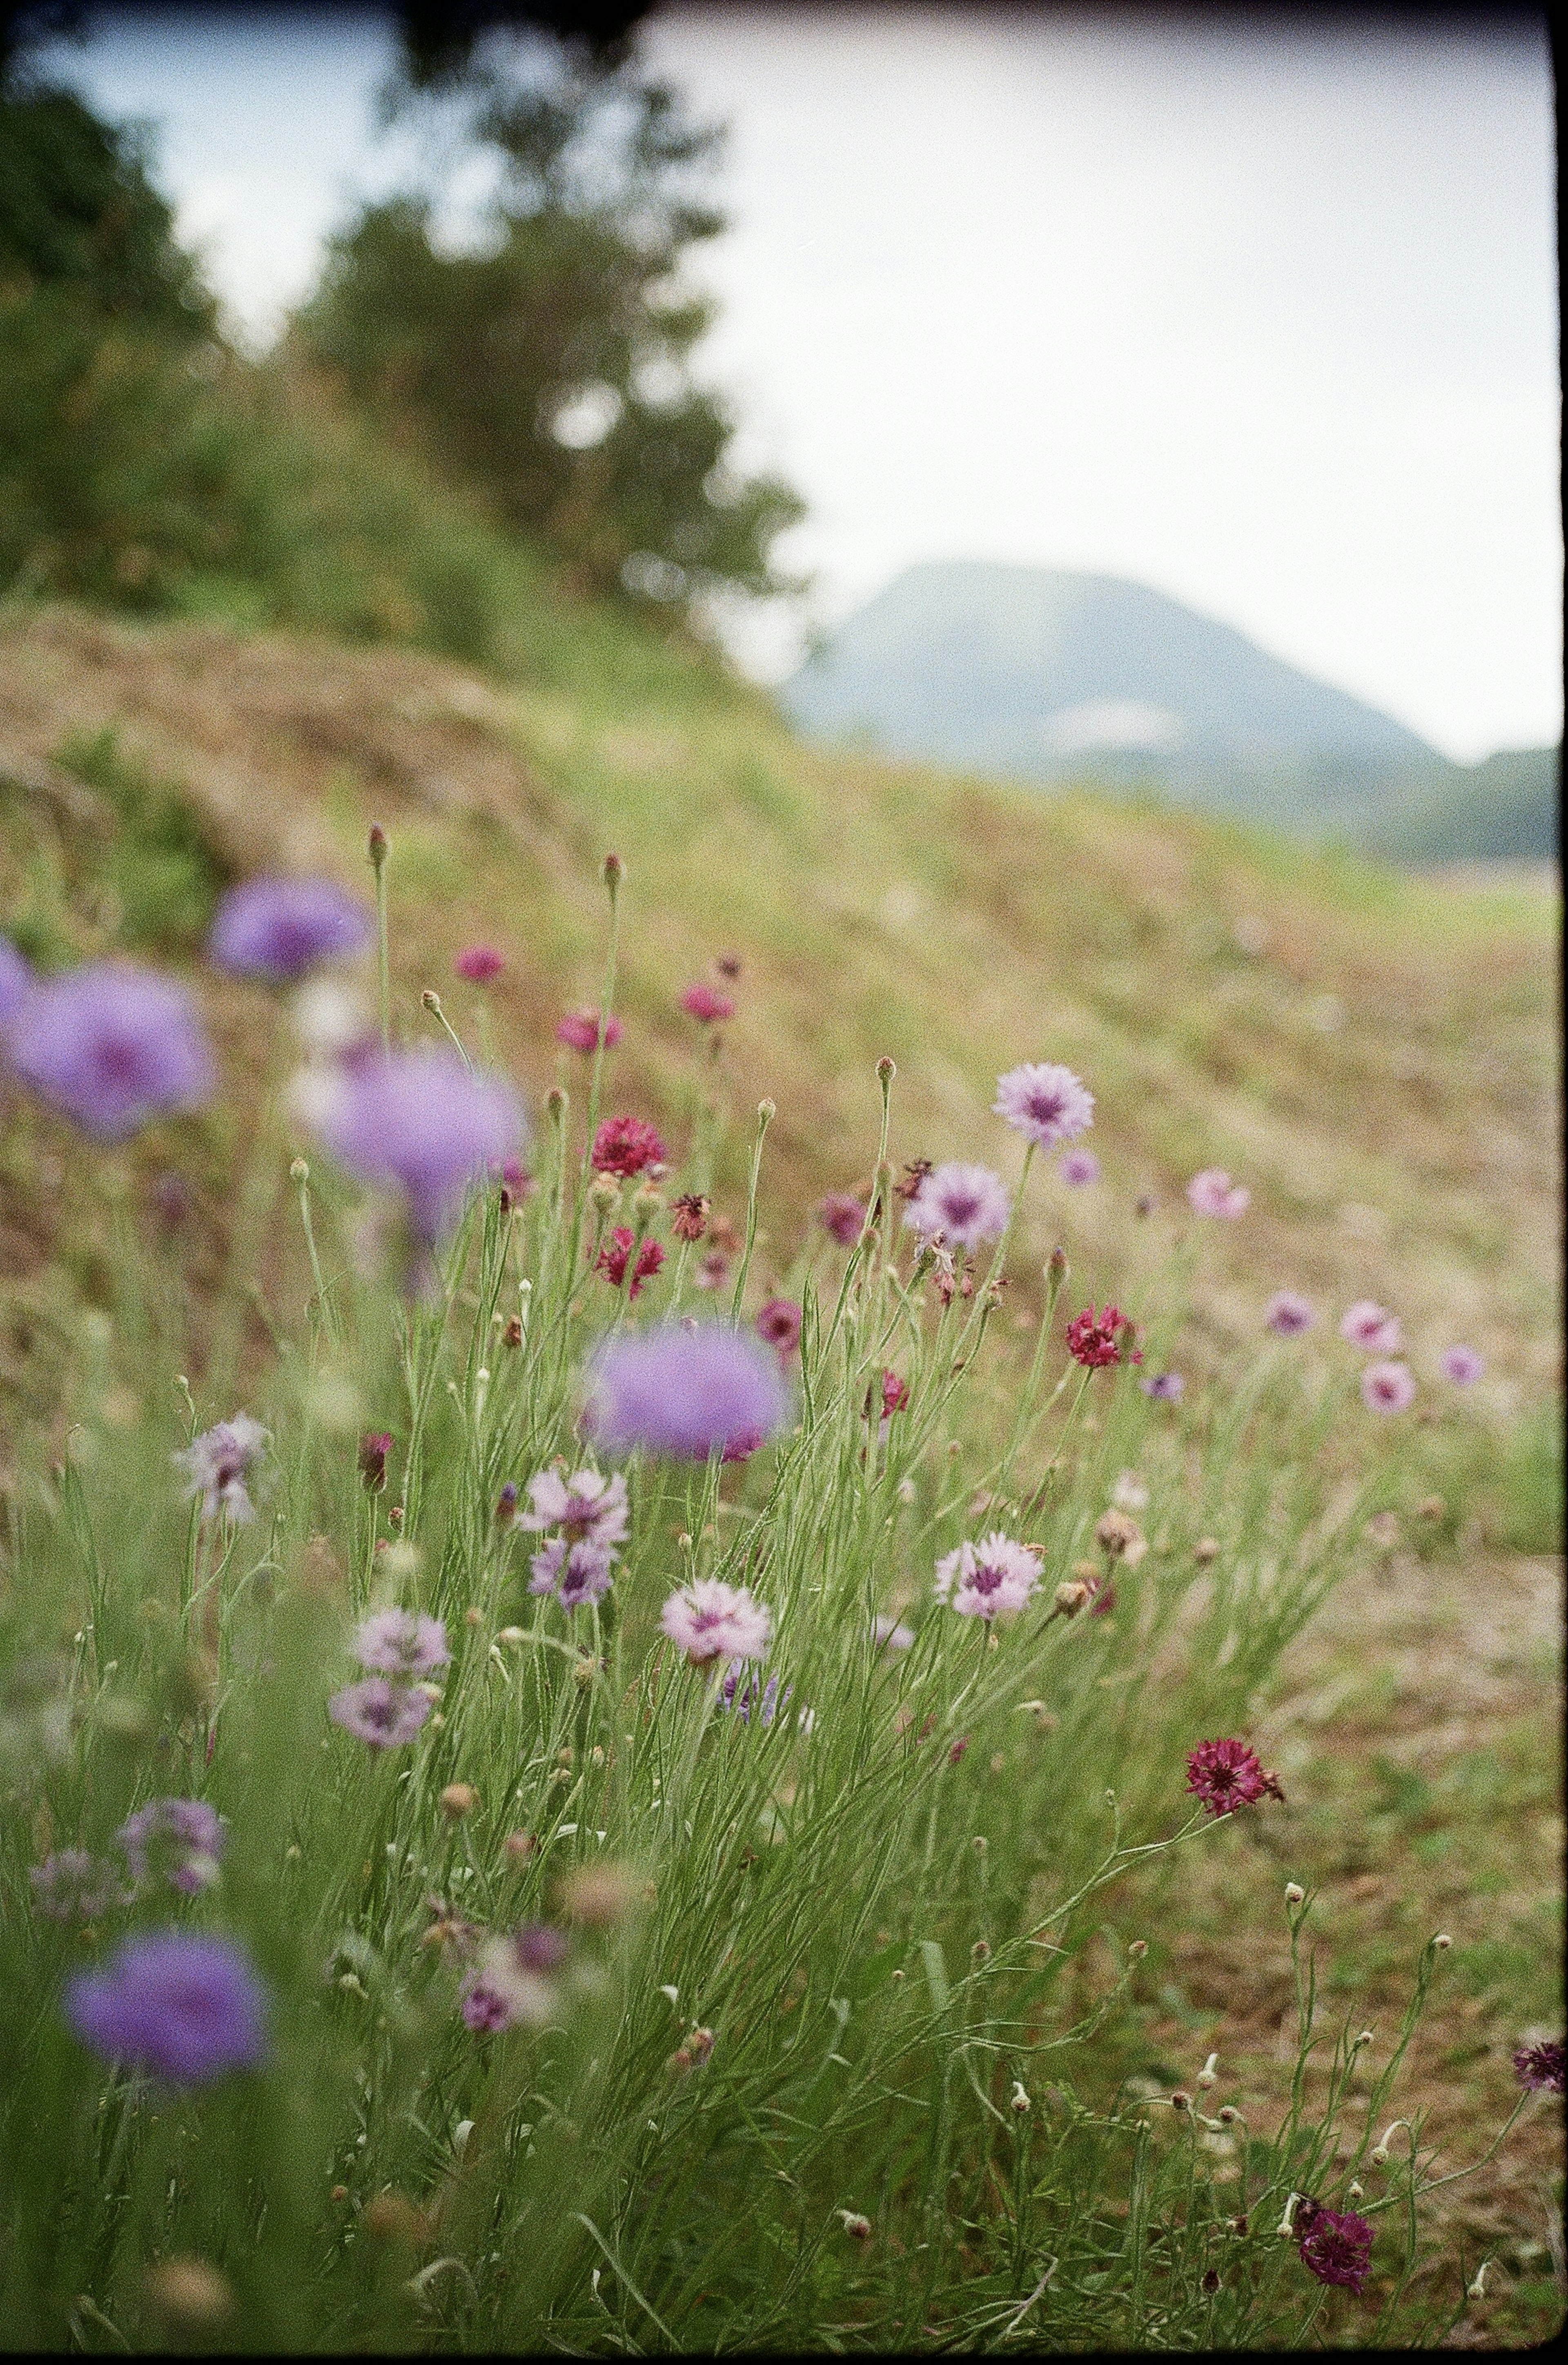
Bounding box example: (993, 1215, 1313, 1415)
(781, 563, 1559, 856)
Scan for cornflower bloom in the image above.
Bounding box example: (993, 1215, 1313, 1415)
(756, 1297, 802, 1357)
(316, 1047, 523, 1245)
(719, 1665, 790, 1724)
(591, 1115, 666, 1177)
(528, 1537, 616, 1610)
(1185, 1738, 1269, 1817)
(1187, 1168, 1250, 1219)
(993, 1062, 1094, 1147)
(660, 1578, 774, 1665)
(902, 1162, 1011, 1249)
(351, 1608, 449, 1677)
(595, 1226, 664, 1298)
(67, 1931, 269, 2082)
(173, 1415, 267, 1525)
(359, 1431, 392, 1492)
(1294, 2200, 1374, 2295)
(0, 933, 32, 1025)
(933, 1533, 1042, 1620)
(1512, 2039, 1564, 2094)
(31, 1848, 125, 1922)
(1361, 1360, 1416, 1414)
(520, 1469, 630, 1547)
(1265, 1292, 1316, 1336)
(1059, 1149, 1101, 1186)
(679, 983, 734, 1023)
(556, 1009, 622, 1053)
(586, 1325, 790, 1461)
(9, 962, 215, 1140)
(1141, 1371, 1185, 1402)
(118, 1798, 226, 1896)
(1340, 1300, 1402, 1353)
(461, 1935, 557, 2033)
(454, 946, 505, 983)
(817, 1191, 867, 1246)
(671, 1193, 709, 1242)
(1066, 1304, 1138, 1369)
(208, 877, 370, 983)
(1441, 1343, 1483, 1385)
(328, 1678, 432, 1748)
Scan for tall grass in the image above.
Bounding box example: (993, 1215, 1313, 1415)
(0, 849, 1537, 2352)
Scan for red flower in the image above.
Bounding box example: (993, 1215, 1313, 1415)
(1065, 1303, 1140, 1369)
(755, 1297, 802, 1356)
(591, 1116, 667, 1177)
(880, 1370, 909, 1418)
(359, 1432, 392, 1492)
(454, 946, 505, 983)
(557, 1009, 623, 1054)
(1294, 2200, 1374, 2294)
(679, 983, 735, 1024)
(595, 1227, 665, 1299)
(1185, 1737, 1270, 1817)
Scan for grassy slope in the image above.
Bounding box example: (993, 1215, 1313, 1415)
(0, 599, 1561, 2337)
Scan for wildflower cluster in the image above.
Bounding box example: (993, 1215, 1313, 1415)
(519, 1468, 629, 1609)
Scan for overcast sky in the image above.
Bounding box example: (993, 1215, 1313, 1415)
(42, 4, 1561, 760)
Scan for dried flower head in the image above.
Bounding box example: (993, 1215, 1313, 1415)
(1094, 1508, 1147, 1565)
(671, 1192, 709, 1242)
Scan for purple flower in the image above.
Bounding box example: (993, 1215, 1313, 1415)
(1187, 1168, 1250, 1219)
(209, 876, 371, 984)
(1140, 1371, 1185, 1403)
(0, 934, 32, 1027)
(8, 962, 214, 1140)
(519, 1467, 629, 1546)
(756, 1298, 803, 1358)
(585, 1325, 790, 1462)
(1361, 1360, 1415, 1414)
(118, 1798, 226, 1896)
(1512, 2038, 1564, 2094)
(1265, 1292, 1316, 1337)
(993, 1062, 1094, 1147)
(328, 1677, 432, 1748)
(660, 1579, 773, 1665)
(528, 1537, 616, 1610)
(719, 1664, 790, 1724)
(874, 1614, 915, 1651)
(1341, 1300, 1402, 1353)
(67, 1931, 268, 2082)
(1441, 1344, 1483, 1385)
(1295, 2199, 1374, 2295)
(172, 1415, 267, 1525)
(902, 1162, 1011, 1249)
(316, 1048, 524, 1244)
(818, 1192, 868, 1246)
(351, 1608, 449, 1677)
(1058, 1149, 1101, 1186)
(933, 1532, 1042, 1620)
(461, 1937, 556, 2033)
(31, 1848, 126, 1922)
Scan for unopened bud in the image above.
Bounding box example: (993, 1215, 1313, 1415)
(290, 1157, 309, 1183)
(546, 1085, 567, 1121)
(631, 1181, 662, 1221)
(603, 851, 624, 889)
(1128, 1939, 1147, 1958)
(421, 988, 442, 1013)
(757, 1098, 776, 1123)
(1071, 1558, 1100, 1582)
(1054, 1580, 1090, 1616)
(439, 1784, 477, 1819)
(1009, 2080, 1031, 2113)
(1347, 2180, 1363, 2201)
(1169, 2088, 1191, 2112)
(1197, 2053, 1219, 2089)
(1354, 2029, 1373, 2049)
(1284, 1881, 1305, 1904)
(686, 2025, 715, 2065)
(503, 1316, 523, 1348)
(1217, 2104, 1238, 2124)
(1415, 1493, 1446, 1522)
(503, 1831, 536, 1862)
(837, 2210, 872, 2240)
(1194, 1536, 1220, 1564)
(1202, 2268, 1221, 2294)
(368, 824, 388, 870)
(876, 1055, 896, 1082)
(971, 1938, 991, 1962)
(588, 1172, 622, 1213)
(1467, 2260, 1490, 2300)
(1433, 1932, 1452, 1950)
(1276, 2193, 1301, 2238)
(1047, 1246, 1068, 1286)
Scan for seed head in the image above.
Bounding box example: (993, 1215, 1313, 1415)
(1054, 1580, 1089, 1616)
(439, 1784, 477, 1820)
(1433, 1933, 1452, 1951)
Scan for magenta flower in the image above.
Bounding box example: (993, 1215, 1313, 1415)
(31, 1849, 126, 1922)
(585, 1325, 790, 1461)
(660, 1578, 774, 1665)
(328, 1677, 432, 1748)
(1361, 1360, 1415, 1414)
(1512, 2039, 1564, 2094)
(1441, 1344, 1483, 1385)
(359, 1432, 392, 1492)
(590, 1114, 666, 1177)
(1185, 1737, 1268, 1816)
(933, 1532, 1041, 1620)
(351, 1608, 449, 1677)
(557, 1009, 622, 1053)
(1294, 2199, 1374, 2295)
(454, 946, 505, 984)
(173, 1415, 267, 1525)
(461, 1936, 556, 2033)
(528, 1537, 616, 1610)
(316, 1047, 524, 1244)
(209, 876, 371, 983)
(756, 1297, 803, 1357)
(67, 1931, 269, 2082)
(595, 1225, 665, 1298)
(817, 1192, 867, 1246)
(1066, 1304, 1138, 1369)
(679, 983, 735, 1023)
(1058, 1149, 1101, 1186)
(1265, 1292, 1316, 1337)
(993, 1062, 1094, 1147)
(117, 1798, 226, 1896)
(1187, 1168, 1250, 1219)
(0, 933, 32, 1026)
(1141, 1371, 1185, 1402)
(520, 1468, 629, 1546)
(903, 1162, 1011, 1249)
(1340, 1300, 1402, 1353)
(719, 1664, 790, 1725)
(8, 962, 215, 1140)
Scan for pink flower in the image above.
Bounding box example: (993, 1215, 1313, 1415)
(1187, 1168, 1250, 1219)
(591, 1116, 666, 1177)
(1340, 1300, 1402, 1353)
(1265, 1292, 1316, 1337)
(557, 1009, 623, 1054)
(1441, 1344, 1483, 1385)
(1058, 1149, 1101, 1186)
(519, 1468, 629, 1546)
(902, 1162, 1011, 1249)
(993, 1061, 1094, 1147)
(328, 1678, 432, 1748)
(874, 1615, 915, 1651)
(352, 1608, 449, 1677)
(659, 1578, 773, 1666)
(454, 946, 505, 984)
(528, 1537, 616, 1609)
(880, 1370, 909, 1418)
(679, 983, 735, 1024)
(817, 1192, 868, 1247)
(1065, 1304, 1138, 1370)
(1361, 1360, 1415, 1414)
(933, 1532, 1041, 1620)
(1185, 1737, 1269, 1817)
(595, 1226, 665, 1298)
(755, 1298, 802, 1357)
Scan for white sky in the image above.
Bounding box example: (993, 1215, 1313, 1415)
(42, 4, 1562, 759)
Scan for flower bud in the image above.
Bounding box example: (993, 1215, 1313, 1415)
(1194, 1537, 1220, 1564)
(439, 1784, 477, 1820)
(1196, 2052, 1219, 2089)
(1054, 1580, 1090, 1616)
(368, 824, 388, 871)
(1046, 1245, 1068, 1287)
(876, 1055, 896, 1083)
(1203, 2268, 1221, 2294)
(603, 851, 624, 889)
(546, 1085, 567, 1121)
(421, 988, 442, 1013)
(1169, 2089, 1191, 2112)
(631, 1181, 663, 1222)
(1433, 1933, 1452, 1950)
(290, 1156, 309, 1183)
(971, 1939, 991, 1962)
(1009, 2080, 1031, 2114)
(686, 2025, 715, 2065)
(1348, 2180, 1363, 2201)
(1128, 1939, 1147, 1958)
(588, 1172, 622, 1213)
(837, 2211, 872, 2240)
(757, 1098, 776, 1122)
(503, 1316, 523, 1348)
(1217, 2104, 1238, 2124)
(1284, 1881, 1305, 1904)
